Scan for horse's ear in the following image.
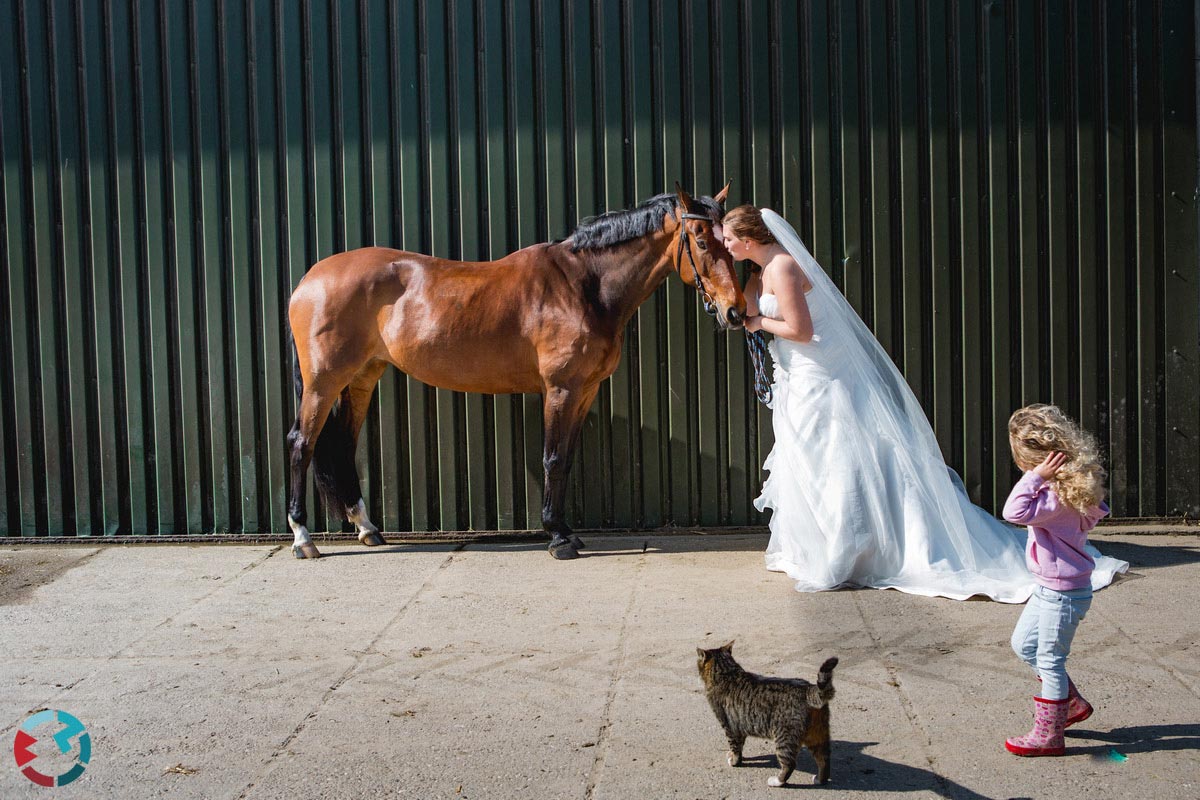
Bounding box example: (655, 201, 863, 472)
(713, 180, 732, 206)
(675, 182, 695, 213)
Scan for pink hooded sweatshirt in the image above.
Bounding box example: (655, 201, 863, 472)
(1002, 472, 1109, 591)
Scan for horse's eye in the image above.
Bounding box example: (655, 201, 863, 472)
(696, 239, 708, 251)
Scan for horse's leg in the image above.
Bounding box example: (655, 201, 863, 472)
(343, 361, 389, 546)
(287, 375, 344, 559)
(541, 384, 599, 560)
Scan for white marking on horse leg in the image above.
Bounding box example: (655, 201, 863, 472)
(289, 515, 321, 559)
(347, 498, 378, 533)
(348, 499, 386, 546)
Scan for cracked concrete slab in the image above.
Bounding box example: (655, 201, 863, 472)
(0, 532, 1196, 799)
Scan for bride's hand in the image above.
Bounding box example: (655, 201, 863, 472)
(744, 315, 764, 333)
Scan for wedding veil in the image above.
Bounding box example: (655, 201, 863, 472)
(760, 208, 1007, 566)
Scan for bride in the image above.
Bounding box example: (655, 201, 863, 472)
(719, 206, 1127, 602)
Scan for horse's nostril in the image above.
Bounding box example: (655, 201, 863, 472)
(727, 308, 743, 326)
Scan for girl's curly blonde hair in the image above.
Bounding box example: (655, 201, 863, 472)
(1008, 404, 1107, 513)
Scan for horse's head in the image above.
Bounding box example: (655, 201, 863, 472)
(673, 183, 746, 329)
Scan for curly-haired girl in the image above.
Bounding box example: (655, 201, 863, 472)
(1002, 404, 1110, 756)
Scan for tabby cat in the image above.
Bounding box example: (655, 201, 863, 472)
(696, 641, 838, 787)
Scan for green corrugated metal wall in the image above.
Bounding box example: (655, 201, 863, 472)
(1, 0, 1197, 537)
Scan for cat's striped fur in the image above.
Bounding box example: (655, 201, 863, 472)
(697, 642, 838, 787)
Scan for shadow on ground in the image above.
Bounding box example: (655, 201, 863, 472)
(1088, 539, 1200, 569)
(311, 543, 465, 558)
(263, 533, 1200, 574)
(1067, 723, 1200, 758)
(736, 740, 993, 798)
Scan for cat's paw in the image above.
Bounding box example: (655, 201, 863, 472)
(767, 776, 786, 788)
(726, 752, 742, 767)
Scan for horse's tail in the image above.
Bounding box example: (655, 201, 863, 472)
(291, 333, 304, 403)
(292, 332, 361, 518)
(312, 391, 361, 517)
(807, 657, 838, 708)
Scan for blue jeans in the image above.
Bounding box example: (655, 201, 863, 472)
(1011, 584, 1092, 700)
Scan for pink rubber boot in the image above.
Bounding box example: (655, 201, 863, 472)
(1006, 696, 1068, 756)
(1038, 676, 1093, 727)
(1065, 679, 1093, 727)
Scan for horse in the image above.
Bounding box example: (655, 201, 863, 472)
(286, 184, 745, 560)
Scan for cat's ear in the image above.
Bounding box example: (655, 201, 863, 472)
(720, 640, 734, 653)
(696, 648, 708, 659)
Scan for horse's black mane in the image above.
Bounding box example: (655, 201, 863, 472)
(568, 192, 724, 252)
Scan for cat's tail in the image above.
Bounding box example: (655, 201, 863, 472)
(808, 657, 839, 707)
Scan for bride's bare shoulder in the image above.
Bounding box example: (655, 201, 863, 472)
(766, 252, 814, 294)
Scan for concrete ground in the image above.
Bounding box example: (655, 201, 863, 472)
(0, 530, 1197, 799)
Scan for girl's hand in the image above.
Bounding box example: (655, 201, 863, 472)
(1033, 451, 1068, 480)
(744, 315, 764, 333)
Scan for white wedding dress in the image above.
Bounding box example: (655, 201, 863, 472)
(753, 210, 1128, 603)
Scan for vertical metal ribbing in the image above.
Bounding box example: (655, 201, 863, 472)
(975, 0, 996, 509)
(130, 0, 156, 531)
(1148, 0, 1167, 512)
(944, 0, 964, 470)
(154, 0, 185, 534)
(101, 0, 133, 534)
(241, 0, 266, 531)
(359, 0, 382, 528)
(884, 0, 902, 364)
(1064, 0, 1082, 419)
(328, 1, 345, 255)
(0, 0, 1197, 537)
(1001, 0, 1023, 490)
(1118, 0, 1139, 511)
(1089, 3, 1111, 500)
(45, 1, 77, 535)
(855, 0, 874, 331)
(1032, 0, 1051, 405)
(186, 0, 214, 533)
(299, 0, 315, 276)
(0, 0, 13, 536)
(15, 0, 50, 534)
(914, 0, 933, 414)
(271, 0, 295, 533)
(827, 0, 845, 290)
(213, 0, 238, 531)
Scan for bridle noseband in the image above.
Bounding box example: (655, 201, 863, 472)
(676, 211, 718, 317)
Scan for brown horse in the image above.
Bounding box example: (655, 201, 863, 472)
(286, 185, 745, 560)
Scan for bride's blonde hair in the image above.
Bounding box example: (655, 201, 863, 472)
(1008, 404, 1106, 513)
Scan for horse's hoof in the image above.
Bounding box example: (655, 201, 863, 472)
(292, 543, 322, 559)
(569, 534, 586, 550)
(358, 531, 386, 547)
(549, 542, 580, 560)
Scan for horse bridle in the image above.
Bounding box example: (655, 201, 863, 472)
(676, 211, 718, 317)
